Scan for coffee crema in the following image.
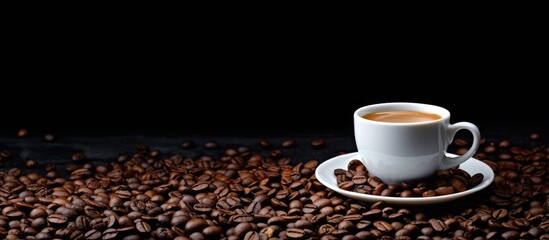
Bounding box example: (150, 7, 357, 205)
(362, 110, 441, 123)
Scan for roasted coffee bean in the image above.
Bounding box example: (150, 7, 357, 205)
(318, 224, 336, 235)
(203, 225, 222, 238)
(501, 230, 519, 239)
(422, 190, 436, 197)
(492, 208, 508, 219)
(367, 176, 383, 187)
(338, 181, 354, 190)
(310, 138, 325, 148)
(181, 140, 195, 149)
(84, 229, 102, 240)
(529, 133, 540, 140)
(232, 222, 253, 237)
(193, 203, 212, 213)
(24, 159, 38, 168)
(44, 133, 55, 142)
(259, 139, 271, 148)
(102, 228, 118, 239)
(72, 152, 86, 162)
(243, 231, 260, 240)
(469, 173, 484, 187)
(136, 220, 151, 233)
(47, 214, 68, 225)
(75, 215, 89, 230)
(434, 186, 454, 195)
(428, 219, 448, 232)
(352, 175, 367, 185)
(17, 128, 29, 137)
(184, 218, 208, 233)
(282, 139, 296, 148)
(347, 160, 363, 171)
(373, 220, 393, 232)
(204, 140, 219, 149)
(115, 190, 132, 199)
(286, 228, 305, 238)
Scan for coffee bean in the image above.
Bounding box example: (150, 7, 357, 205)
(492, 208, 508, 219)
(313, 198, 331, 208)
(282, 139, 296, 148)
(230, 214, 254, 223)
(243, 231, 260, 240)
(234, 222, 254, 237)
(367, 176, 383, 187)
(44, 133, 55, 142)
(84, 229, 102, 240)
(313, 224, 333, 236)
(434, 186, 454, 195)
(102, 228, 118, 240)
(24, 159, 38, 168)
(352, 175, 367, 185)
(422, 190, 436, 197)
(310, 138, 325, 148)
(338, 220, 357, 232)
(469, 173, 484, 187)
(286, 228, 305, 238)
(135, 220, 151, 233)
(338, 181, 354, 190)
(16, 128, 29, 137)
(529, 133, 540, 140)
(181, 140, 196, 149)
(56, 206, 77, 219)
(204, 140, 219, 149)
(501, 230, 519, 239)
(193, 203, 212, 213)
(122, 234, 141, 240)
(72, 152, 86, 162)
(202, 225, 222, 238)
(428, 219, 448, 232)
(47, 214, 67, 225)
(449, 177, 467, 192)
(373, 220, 393, 232)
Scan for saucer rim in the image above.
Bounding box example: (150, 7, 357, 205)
(315, 152, 495, 205)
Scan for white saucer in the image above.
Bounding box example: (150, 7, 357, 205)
(315, 152, 494, 205)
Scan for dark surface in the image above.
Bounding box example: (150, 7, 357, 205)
(1, 129, 546, 176)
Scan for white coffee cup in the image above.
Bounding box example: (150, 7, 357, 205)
(354, 102, 480, 184)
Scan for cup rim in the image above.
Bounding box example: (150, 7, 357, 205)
(354, 102, 450, 125)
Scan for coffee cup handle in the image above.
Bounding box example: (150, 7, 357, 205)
(440, 122, 480, 170)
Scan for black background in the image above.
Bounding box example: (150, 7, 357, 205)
(1, 32, 546, 138)
(1, 75, 545, 138)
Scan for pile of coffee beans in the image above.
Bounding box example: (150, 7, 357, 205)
(0, 135, 547, 240)
(335, 160, 484, 197)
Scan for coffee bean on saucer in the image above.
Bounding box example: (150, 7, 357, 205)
(336, 158, 487, 197)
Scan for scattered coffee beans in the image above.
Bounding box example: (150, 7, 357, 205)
(0, 135, 546, 239)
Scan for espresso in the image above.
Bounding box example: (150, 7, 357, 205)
(362, 110, 441, 123)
